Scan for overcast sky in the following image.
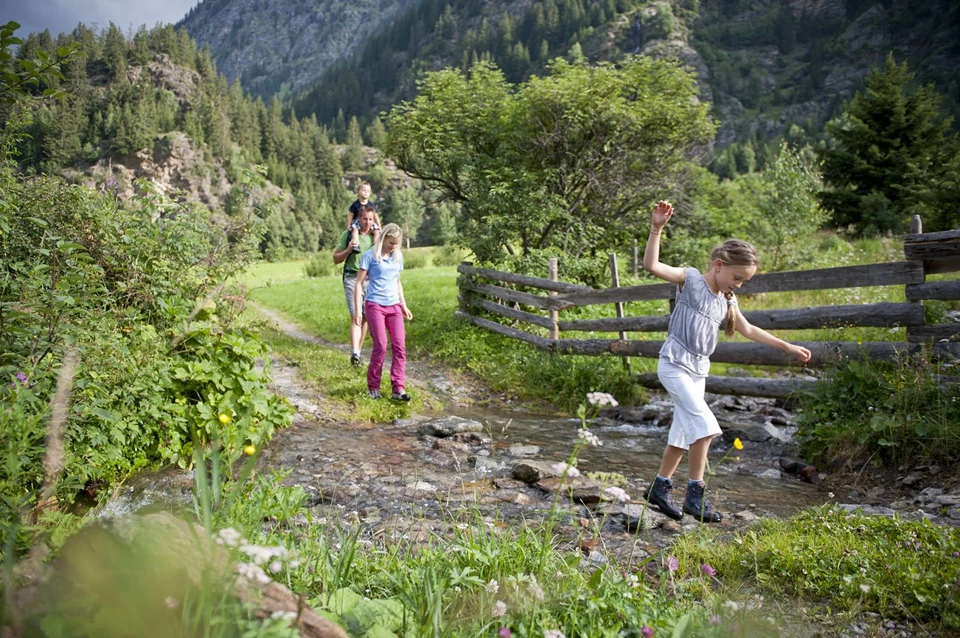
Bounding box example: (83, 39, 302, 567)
(1, 0, 200, 39)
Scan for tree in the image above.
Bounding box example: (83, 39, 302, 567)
(386, 187, 425, 248)
(385, 58, 714, 277)
(365, 116, 386, 149)
(819, 54, 960, 234)
(342, 115, 364, 170)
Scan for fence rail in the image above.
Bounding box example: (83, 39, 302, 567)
(456, 216, 960, 398)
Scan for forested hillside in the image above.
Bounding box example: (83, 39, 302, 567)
(12, 23, 352, 256)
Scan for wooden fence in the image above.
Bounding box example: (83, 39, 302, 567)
(455, 216, 960, 398)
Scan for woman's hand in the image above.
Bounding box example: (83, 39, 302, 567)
(789, 344, 812, 363)
(402, 305, 413, 321)
(353, 309, 364, 326)
(651, 200, 674, 231)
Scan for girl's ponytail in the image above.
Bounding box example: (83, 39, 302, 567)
(710, 239, 759, 337)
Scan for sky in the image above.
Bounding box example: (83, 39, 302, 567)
(1, 0, 200, 40)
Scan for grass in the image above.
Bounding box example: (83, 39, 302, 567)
(672, 505, 960, 632)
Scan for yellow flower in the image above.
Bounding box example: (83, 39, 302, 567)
(733, 438, 744, 450)
(218, 413, 231, 425)
(243, 445, 256, 456)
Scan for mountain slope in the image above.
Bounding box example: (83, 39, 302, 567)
(178, 0, 419, 98)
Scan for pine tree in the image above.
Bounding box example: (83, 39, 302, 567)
(819, 55, 960, 234)
(343, 116, 364, 170)
(366, 116, 386, 149)
(102, 23, 128, 83)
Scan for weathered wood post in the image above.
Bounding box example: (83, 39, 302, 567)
(904, 215, 960, 348)
(632, 238, 639, 278)
(548, 258, 559, 341)
(609, 253, 630, 371)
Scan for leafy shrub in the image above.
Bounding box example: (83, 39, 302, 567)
(303, 253, 335, 277)
(796, 353, 960, 466)
(402, 251, 428, 269)
(432, 247, 469, 267)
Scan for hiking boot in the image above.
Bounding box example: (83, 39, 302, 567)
(683, 481, 722, 523)
(350, 353, 361, 366)
(642, 477, 683, 521)
(391, 391, 411, 401)
(368, 389, 381, 399)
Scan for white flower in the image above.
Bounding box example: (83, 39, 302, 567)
(239, 543, 289, 565)
(543, 630, 565, 638)
(486, 579, 499, 594)
(164, 596, 178, 609)
(550, 462, 580, 477)
(859, 583, 871, 593)
(554, 570, 564, 580)
(586, 392, 619, 408)
(216, 527, 242, 548)
(722, 600, 741, 612)
(577, 428, 603, 447)
(603, 486, 631, 502)
(270, 610, 296, 621)
(492, 600, 507, 617)
(530, 581, 544, 601)
(269, 560, 283, 574)
(236, 562, 272, 585)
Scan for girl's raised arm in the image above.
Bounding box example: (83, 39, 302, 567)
(643, 200, 686, 285)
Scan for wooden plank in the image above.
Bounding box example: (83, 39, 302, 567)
(455, 311, 552, 349)
(559, 315, 671, 333)
(459, 294, 554, 329)
(904, 229, 960, 243)
(551, 339, 920, 367)
(458, 278, 565, 310)
(549, 258, 559, 340)
(457, 263, 592, 294)
(903, 232, 960, 261)
(905, 279, 960, 301)
(734, 302, 926, 330)
(906, 324, 960, 343)
(924, 257, 960, 275)
(555, 282, 676, 307)
(635, 373, 815, 399)
(736, 262, 925, 295)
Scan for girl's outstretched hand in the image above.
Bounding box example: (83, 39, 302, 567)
(789, 344, 812, 363)
(652, 200, 674, 230)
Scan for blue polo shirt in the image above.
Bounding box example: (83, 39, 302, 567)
(358, 248, 403, 306)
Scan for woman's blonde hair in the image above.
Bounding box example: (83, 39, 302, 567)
(373, 223, 403, 263)
(710, 239, 759, 337)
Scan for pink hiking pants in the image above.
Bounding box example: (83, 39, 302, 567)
(365, 302, 406, 393)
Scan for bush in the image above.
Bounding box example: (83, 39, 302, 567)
(432, 247, 469, 267)
(796, 353, 960, 467)
(304, 253, 336, 277)
(402, 251, 428, 269)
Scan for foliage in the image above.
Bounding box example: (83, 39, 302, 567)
(384, 186, 425, 246)
(673, 506, 960, 630)
(737, 143, 829, 271)
(303, 252, 336, 278)
(819, 54, 960, 234)
(386, 57, 714, 282)
(796, 353, 960, 467)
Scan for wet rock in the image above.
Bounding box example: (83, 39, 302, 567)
(495, 490, 532, 506)
(837, 504, 896, 517)
(660, 520, 681, 532)
(778, 457, 807, 474)
(757, 469, 783, 480)
(512, 460, 559, 483)
(720, 422, 771, 443)
(761, 423, 791, 443)
(916, 487, 943, 502)
(936, 494, 960, 507)
(734, 510, 758, 522)
(592, 417, 619, 428)
(507, 444, 540, 457)
(451, 432, 488, 446)
(798, 466, 822, 485)
(890, 500, 911, 510)
(469, 456, 505, 475)
(409, 481, 437, 492)
(608, 406, 660, 423)
(417, 416, 483, 438)
(432, 439, 470, 453)
(536, 477, 605, 505)
(493, 478, 525, 490)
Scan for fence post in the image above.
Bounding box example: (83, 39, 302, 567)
(905, 214, 925, 345)
(609, 253, 631, 371)
(548, 258, 559, 341)
(632, 239, 639, 278)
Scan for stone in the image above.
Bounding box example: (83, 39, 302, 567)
(734, 510, 758, 522)
(757, 469, 783, 480)
(928, 465, 942, 476)
(935, 494, 960, 507)
(493, 478, 526, 490)
(432, 439, 470, 453)
(495, 490, 532, 506)
(660, 520, 681, 532)
(512, 460, 560, 484)
(507, 444, 540, 457)
(916, 487, 944, 502)
(470, 456, 504, 475)
(609, 406, 660, 423)
(720, 422, 771, 443)
(761, 423, 792, 443)
(451, 432, 488, 446)
(417, 416, 483, 438)
(410, 481, 437, 492)
(900, 473, 924, 487)
(778, 457, 807, 474)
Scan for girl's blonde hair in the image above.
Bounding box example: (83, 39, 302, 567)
(710, 239, 759, 337)
(373, 223, 403, 263)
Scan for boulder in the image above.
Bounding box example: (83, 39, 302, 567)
(417, 416, 483, 438)
(512, 460, 560, 484)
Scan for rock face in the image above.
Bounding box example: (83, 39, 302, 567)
(179, 0, 418, 97)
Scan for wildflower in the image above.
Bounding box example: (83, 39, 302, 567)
(216, 527, 242, 547)
(269, 560, 283, 574)
(236, 562, 271, 585)
(577, 428, 602, 447)
(218, 413, 231, 425)
(733, 437, 743, 451)
(551, 462, 580, 477)
(554, 570, 564, 580)
(486, 579, 499, 594)
(666, 556, 679, 573)
(270, 610, 296, 621)
(492, 600, 507, 618)
(859, 583, 870, 593)
(543, 631, 565, 638)
(530, 580, 545, 601)
(586, 392, 619, 408)
(701, 564, 717, 577)
(244, 445, 256, 456)
(722, 600, 741, 612)
(603, 486, 631, 502)
(641, 626, 654, 638)
(164, 596, 178, 609)
(953, 552, 959, 559)
(498, 628, 512, 638)
(709, 615, 721, 626)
